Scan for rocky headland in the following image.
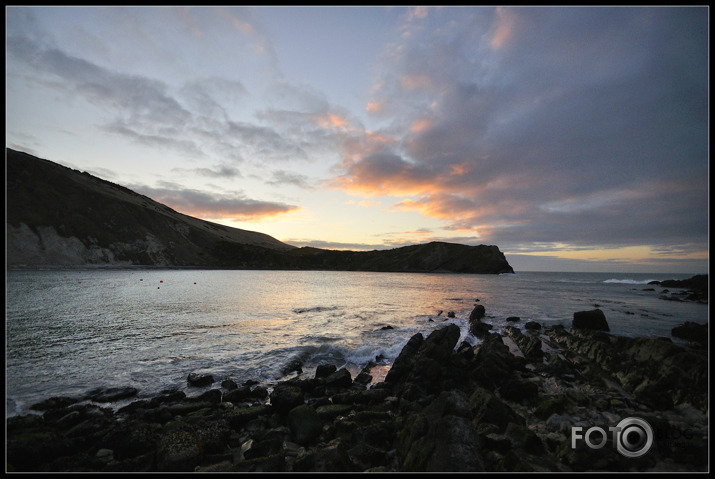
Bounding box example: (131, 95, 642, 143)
(647, 274, 709, 304)
(6, 305, 708, 472)
(6, 148, 513, 274)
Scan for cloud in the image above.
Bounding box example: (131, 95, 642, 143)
(132, 182, 299, 221)
(6, 25, 346, 170)
(266, 170, 316, 190)
(334, 7, 708, 255)
(171, 165, 242, 179)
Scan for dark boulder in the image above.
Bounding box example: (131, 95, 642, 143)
(671, 322, 708, 347)
(324, 368, 353, 389)
(269, 383, 304, 414)
(524, 321, 541, 331)
(187, 373, 214, 387)
(469, 304, 486, 321)
(315, 364, 338, 379)
(572, 309, 610, 331)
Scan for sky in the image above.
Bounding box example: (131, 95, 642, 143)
(5, 6, 709, 274)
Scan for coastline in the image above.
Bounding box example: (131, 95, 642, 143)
(7, 304, 708, 472)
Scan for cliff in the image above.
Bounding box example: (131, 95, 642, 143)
(6, 148, 513, 274)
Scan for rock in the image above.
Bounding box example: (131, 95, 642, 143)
(469, 304, 486, 321)
(506, 316, 520, 322)
(671, 322, 708, 346)
(315, 364, 337, 379)
(155, 429, 204, 471)
(572, 309, 610, 331)
(447, 311, 456, 318)
(399, 390, 484, 472)
(385, 333, 424, 385)
(223, 386, 252, 404)
(288, 405, 323, 445)
(29, 396, 79, 411)
(469, 385, 524, 433)
(187, 373, 214, 387)
(498, 377, 539, 404)
(282, 357, 303, 375)
(524, 321, 541, 331)
(86, 386, 139, 403)
(269, 383, 305, 414)
(324, 368, 353, 389)
(221, 379, 238, 390)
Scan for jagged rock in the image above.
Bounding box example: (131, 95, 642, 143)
(385, 333, 424, 385)
(469, 304, 486, 321)
(399, 390, 484, 472)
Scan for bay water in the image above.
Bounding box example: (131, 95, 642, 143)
(5, 269, 707, 417)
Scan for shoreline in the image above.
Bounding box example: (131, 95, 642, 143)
(7, 306, 708, 472)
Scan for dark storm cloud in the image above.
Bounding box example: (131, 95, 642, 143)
(339, 7, 708, 254)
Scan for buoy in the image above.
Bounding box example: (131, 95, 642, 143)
(194, 282, 197, 284)
(64, 276, 68, 279)
(160, 280, 164, 283)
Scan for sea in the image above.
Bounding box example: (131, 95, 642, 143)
(5, 269, 708, 418)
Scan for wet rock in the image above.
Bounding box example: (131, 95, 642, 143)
(385, 333, 424, 385)
(187, 373, 214, 387)
(506, 316, 520, 322)
(469, 304, 486, 320)
(29, 396, 79, 412)
(572, 309, 610, 331)
(324, 368, 353, 389)
(221, 379, 238, 390)
(270, 383, 305, 415)
(315, 364, 338, 379)
(282, 357, 303, 375)
(524, 321, 541, 331)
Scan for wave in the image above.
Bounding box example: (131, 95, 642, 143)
(603, 279, 659, 285)
(292, 306, 340, 314)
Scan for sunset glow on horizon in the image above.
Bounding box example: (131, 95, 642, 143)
(6, 6, 709, 273)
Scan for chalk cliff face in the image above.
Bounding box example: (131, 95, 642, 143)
(6, 148, 514, 274)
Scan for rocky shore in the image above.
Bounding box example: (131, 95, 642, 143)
(7, 306, 708, 472)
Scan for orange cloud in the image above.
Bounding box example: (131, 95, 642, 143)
(490, 7, 518, 50)
(401, 73, 434, 91)
(410, 117, 433, 134)
(315, 112, 350, 130)
(366, 101, 384, 114)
